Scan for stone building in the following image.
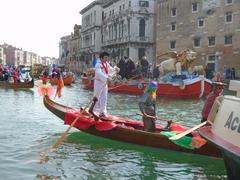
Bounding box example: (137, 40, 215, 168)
(102, 0, 155, 64)
(2, 44, 24, 66)
(0, 46, 6, 65)
(59, 35, 71, 67)
(80, 0, 105, 68)
(156, 0, 240, 77)
(66, 24, 83, 74)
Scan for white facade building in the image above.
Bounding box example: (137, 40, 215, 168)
(102, 0, 155, 63)
(80, 0, 104, 66)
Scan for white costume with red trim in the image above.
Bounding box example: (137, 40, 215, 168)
(93, 59, 116, 115)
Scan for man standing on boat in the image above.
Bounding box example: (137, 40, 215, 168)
(93, 51, 119, 118)
(201, 82, 225, 123)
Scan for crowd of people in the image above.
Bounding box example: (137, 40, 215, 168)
(0, 65, 32, 82)
(92, 55, 160, 81)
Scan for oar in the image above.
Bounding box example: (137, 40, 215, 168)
(136, 113, 172, 123)
(41, 80, 107, 160)
(169, 121, 207, 140)
(169, 97, 221, 140)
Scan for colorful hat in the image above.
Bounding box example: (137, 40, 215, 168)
(146, 80, 158, 92)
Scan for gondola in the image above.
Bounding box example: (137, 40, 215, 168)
(0, 78, 34, 89)
(43, 95, 222, 158)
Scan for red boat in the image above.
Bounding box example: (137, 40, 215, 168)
(50, 74, 74, 86)
(81, 76, 212, 98)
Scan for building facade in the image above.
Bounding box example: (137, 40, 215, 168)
(156, 0, 240, 77)
(80, 1, 104, 68)
(0, 46, 6, 65)
(102, 0, 155, 64)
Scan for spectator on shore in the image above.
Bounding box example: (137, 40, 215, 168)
(126, 57, 135, 79)
(117, 57, 126, 79)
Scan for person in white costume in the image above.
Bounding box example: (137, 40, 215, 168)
(93, 52, 119, 117)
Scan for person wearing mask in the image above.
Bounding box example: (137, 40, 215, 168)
(201, 82, 225, 123)
(93, 52, 120, 118)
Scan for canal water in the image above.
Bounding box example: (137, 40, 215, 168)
(0, 81, 229, 179)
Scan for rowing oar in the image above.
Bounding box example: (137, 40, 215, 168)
(169, 97, 222, 140)
(40, 80, 108, 162)
(136, 113, 172, 123)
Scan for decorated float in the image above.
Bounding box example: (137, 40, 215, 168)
(82, 49, 212, 98)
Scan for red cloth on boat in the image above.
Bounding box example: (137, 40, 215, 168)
(169, 123, 198, 136)
(191, 136, 207, 148)
(64, 110, 119, 131)
(65, 110, 95, 130)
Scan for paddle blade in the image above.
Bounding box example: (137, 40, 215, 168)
(169, 121, 207, 140)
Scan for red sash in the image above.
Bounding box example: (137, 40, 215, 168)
(101, 61, 108, 74)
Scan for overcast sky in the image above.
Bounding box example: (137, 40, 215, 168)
(0, 0, 94, 58)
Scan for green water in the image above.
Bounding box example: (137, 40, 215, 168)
(0, 81, 227, 179)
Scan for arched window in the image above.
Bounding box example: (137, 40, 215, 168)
(139, 19, 145, 37)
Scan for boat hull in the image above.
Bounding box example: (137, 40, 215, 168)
(43, 96, 221, 158)
(81, 76, 212, 98)
(199, 126, 240, 179)
(0, 79, 34, 89)
(50, 75, 74, 85)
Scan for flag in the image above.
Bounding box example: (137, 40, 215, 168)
(55, 75, 64, 98)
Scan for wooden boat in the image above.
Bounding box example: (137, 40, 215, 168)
(43, 95, 222, 158)
(50, 75, 74, 85)
(0, 78, 34, 89)
(81, 76, 212, 98)
(199, 80, 240, 179)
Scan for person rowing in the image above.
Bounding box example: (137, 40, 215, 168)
(92, 51, 120, 118)
(138, 81, 172, 132)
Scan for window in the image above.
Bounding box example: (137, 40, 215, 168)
(193, 37, 201, 47)
(208, 55, 216, 62)
(171, 22, 176, 31)
(198, 18, 204, 27)
(129, 1, 131, 7)
(208, 36, 216, 46)
(139, 19, 145, 37)
(225, 0, 233, 5)
(192, 2, 198, 12)
(225, 35, 232, 45)
(171, 8, 177, 17)
(225, 12, 233, 23)
(170, 41, 176, 49)
(138, 48, 145, 59)
(139, 1, 149, 7)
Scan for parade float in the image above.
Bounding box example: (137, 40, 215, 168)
(82, 49, 212, 98)
(199, 80, 240, 179)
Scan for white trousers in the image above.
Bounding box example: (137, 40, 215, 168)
(93, 80, 108, 115)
